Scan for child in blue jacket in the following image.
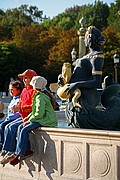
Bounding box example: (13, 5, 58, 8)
(0, 80, 23, 150)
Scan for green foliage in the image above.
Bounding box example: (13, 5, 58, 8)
(91, 1, 109, 30)
(0, 4, 47, 29)
(0, 42, 25, 91)
(74, 5, 93, 30)
(0, 8, 32, 28)
(108, 0, 120, 31)
(18, 5, 44, 22)
(41, 2, 109, 31)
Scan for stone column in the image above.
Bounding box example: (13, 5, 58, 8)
(77, 17, 86, 58)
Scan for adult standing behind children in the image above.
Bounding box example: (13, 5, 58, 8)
(9, 76, 58, 166)
(0, 80, 23, 150)
(0, 69, 37, 164)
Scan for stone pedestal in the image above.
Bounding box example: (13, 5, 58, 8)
(0, 127, 120, 180)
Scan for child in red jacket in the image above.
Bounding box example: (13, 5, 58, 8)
(0, 69, 37, 165)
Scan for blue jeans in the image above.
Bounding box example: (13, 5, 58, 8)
(15, 122, 41, 155)
(0, 118, 16, 145)
(2, 117, 23, 153)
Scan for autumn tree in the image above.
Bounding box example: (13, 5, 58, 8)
(102, 26, 120, 80)
(43, 28, 78, 83)
(13, 24, 44, 75)
(0, 2, 120, 88)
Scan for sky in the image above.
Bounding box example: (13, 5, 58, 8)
(0, 0, 115, 19)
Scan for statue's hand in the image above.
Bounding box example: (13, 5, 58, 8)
(57, 75, 64, 86)
(65, 83, 77, 95)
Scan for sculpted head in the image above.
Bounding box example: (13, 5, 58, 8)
(85, 26, 105, 50)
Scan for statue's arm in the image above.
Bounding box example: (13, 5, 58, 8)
(66, 57, 104, 95)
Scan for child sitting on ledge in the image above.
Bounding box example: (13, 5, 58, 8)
(0, 80, 23, 150)
(9, 76, 58, 166)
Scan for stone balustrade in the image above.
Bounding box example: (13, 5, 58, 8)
(0, 126, 120, 180)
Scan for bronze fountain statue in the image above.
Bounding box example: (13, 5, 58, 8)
(57, 26, 120, 130)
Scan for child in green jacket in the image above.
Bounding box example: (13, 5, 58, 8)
(9, 76, 58, 166)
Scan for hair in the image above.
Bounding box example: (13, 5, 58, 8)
(43, 90, 59, 110)
(9, 80, 23, 95)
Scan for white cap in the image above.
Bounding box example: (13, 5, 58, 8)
(30, 76, 47, 90)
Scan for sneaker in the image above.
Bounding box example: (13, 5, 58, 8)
(0, 151, 6, 157)
(10, 150, 34, 166)
(0, 151, 6, 162)
(9, 155, 20, 166)
(0, 154, 14, 165)
(20, 150, 34, 160)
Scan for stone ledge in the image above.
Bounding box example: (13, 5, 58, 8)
(0, 127, 120, 180)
